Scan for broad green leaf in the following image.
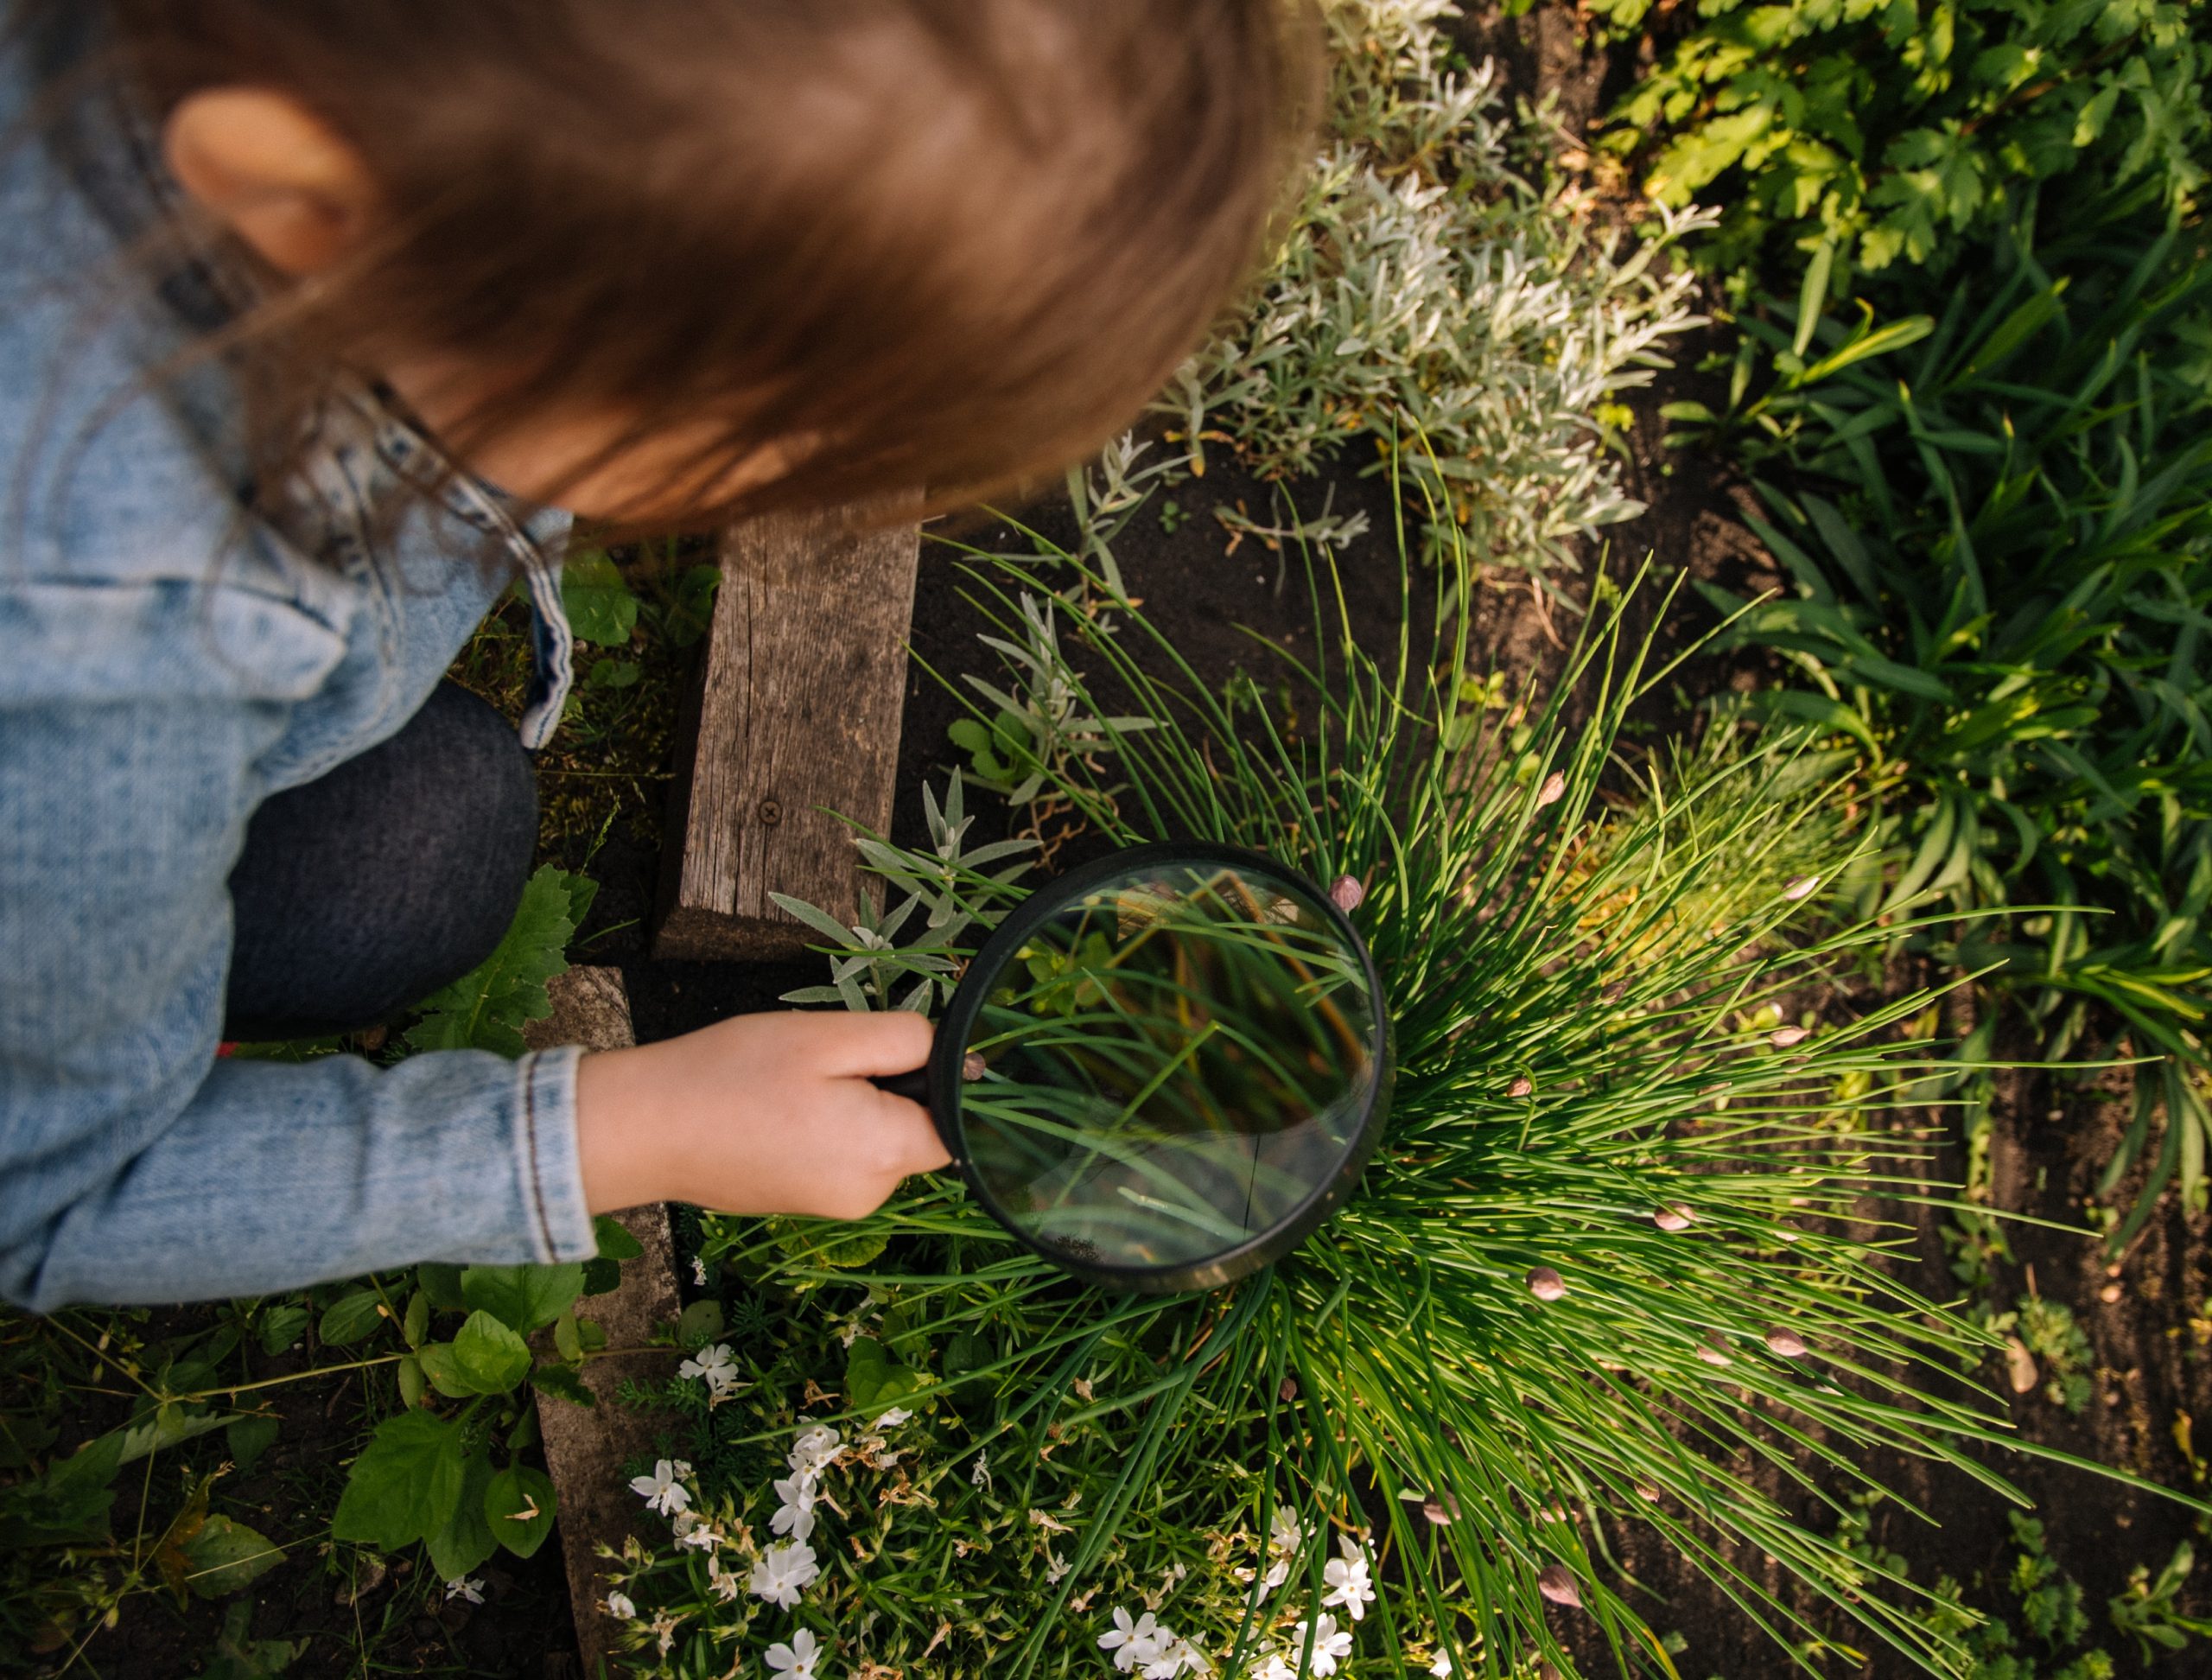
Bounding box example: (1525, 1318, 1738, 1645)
(317, 1289, 386, 1347)
(416, 1263, 467, 1311)
(119, 1404, 234, 1466)
(331, 1410, 465, 1550)
(529, 1364, 595, 1408)
(591, 1214, 645, 1262)
(454, 1310, 533, 1391)
(425, 1449, 497, 1585)
(460, 1263, 585, 1335)
(559, 550, 639, 646)
(225, 1416, 279, 1475)
(256, 1303, 309, 1356)
(677, 1299, 726, 1348)
(667, 563, 722, 649)
(180, 1515, 283, 1599)
(485, 1464, 558, 1559)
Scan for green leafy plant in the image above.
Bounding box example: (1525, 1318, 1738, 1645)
(1596, 0, 2212, 282)
(2111, 1537, 2212, 1663)
(1161, 0, 1713, 571)
(616, 494, 2202, 1679)
(1694, 207, 2212, 1238)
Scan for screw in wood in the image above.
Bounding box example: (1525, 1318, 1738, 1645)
(756, 799, 783, 826)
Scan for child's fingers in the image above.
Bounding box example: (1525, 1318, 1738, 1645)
(792, 1008, 934, 1078)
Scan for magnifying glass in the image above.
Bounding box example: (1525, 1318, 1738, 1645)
(872, 843, 1392, 1294)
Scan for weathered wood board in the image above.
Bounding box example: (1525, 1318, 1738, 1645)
(655, 510, 921, 960)
(521, 967, 679, 1679)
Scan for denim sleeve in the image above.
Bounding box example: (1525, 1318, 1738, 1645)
(0, 582, 597, 1311)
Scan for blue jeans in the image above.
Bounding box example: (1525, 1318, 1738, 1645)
(224, 680, 539, 1039)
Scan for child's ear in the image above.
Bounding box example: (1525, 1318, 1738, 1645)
(163, 88, 380, 277)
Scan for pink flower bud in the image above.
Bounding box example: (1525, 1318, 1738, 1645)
(1535, 771, 1567, 808)
(1421, 1492, 1459, 1525)
(1764, 1328, 1808, 1359)
(1508, 1076, 1535, 1099)
(1695, 1341, 1731, 1367)
(962, 1051, 988, 1081)
(1328, 874, 1365, 913)
(1525, 1267, 1567, 1301)
(1769, 1025, 1810, 1047)
(1536, 1564, 1581, 1607)
(1633, 1483, 1662, 1504)
(1782, 875, 1820, 901)
(1653, 1203, 1694, 1231)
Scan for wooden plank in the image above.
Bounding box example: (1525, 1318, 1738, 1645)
(521, 968, 682, 1680)
(656, 509, 920, 960)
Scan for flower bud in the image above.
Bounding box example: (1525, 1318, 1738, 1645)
(1278, 1377, 1299, 1404)
(1694, 1341, 1731, 1367)
(1329, 875, 1365, 913)
(1508, 1076, 1535, 1099)
(1536, 1564, 1581, 1607)
(1421, 1492, 1459, 1525)
(1769, 1026, 1810, 1047)
(1653, 1203, 1694, 1231)
(1764, 1328, 1808, 1359)
(963, 1051, 988, 1081)
(1535, 771, 1567, 808)
(1782, 875, 1820, 901)
(1633, 1483, 1661, 1504)
(1525, 1267, 1567, 1301)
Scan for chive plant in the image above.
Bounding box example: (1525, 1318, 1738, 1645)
(690, 509, 2182, 1679)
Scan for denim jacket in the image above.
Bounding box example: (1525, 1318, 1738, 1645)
(0, 30, 598, 1308)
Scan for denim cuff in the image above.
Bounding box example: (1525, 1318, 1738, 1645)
(516, 1046, 595, 1263)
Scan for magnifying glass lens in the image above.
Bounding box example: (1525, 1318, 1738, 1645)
(951, 856, 1383, 1278)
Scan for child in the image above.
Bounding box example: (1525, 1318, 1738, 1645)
(0, 1, 1315, 1309)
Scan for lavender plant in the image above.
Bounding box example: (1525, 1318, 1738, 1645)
(611, 507, 2195, 1678)
(1160, 0, 1713, 572)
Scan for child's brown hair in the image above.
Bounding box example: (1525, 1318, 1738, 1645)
(87, 0, 1319, 531)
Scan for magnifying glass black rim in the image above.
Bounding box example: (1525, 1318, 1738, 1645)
(926, 840, 1393, 1295)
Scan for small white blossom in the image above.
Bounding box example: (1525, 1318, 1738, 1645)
(677, 1342, 740, 1398)
(629, 1459, 691, 1518)
(1291, 1615, 1353, 1677)
(788, 1426, 843, 1480)
(444, 1576, 484, 1605)
(772, 1472, 819, 1543)
(706, 1555, 741, 1603)
(1046, 1550, 1071, 1584)
(1322, 1536, 1376, 1621)
(1255, 1657, 1296, 1680)
(1429, 1648, 1455, 1677)
(765, 1627, 822, 1680)
(690, 1256, 709, 1287)
(1099, 1607, 1163, 1674)
(649, 1610, 679, 1656)
(970, 1451, 991, 1490)
(675, 1521, 721, 1553)
(603, 1590, 635, 1620)
(749, 1541, 821, 1610)
(874, 1407, 912, 1429)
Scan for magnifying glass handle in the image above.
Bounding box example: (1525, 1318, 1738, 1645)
(870, 1067, 931, 1105)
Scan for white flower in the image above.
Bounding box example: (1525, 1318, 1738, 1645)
(1255, 1505, 1301, 1597)
(874, 1407, 912, 1429)
(650, 1610, 679, 1656)
(1255, 1657, 1296, 1680)
(1045, 1550, 1071, 1584)
(970, 1451, 991, 1490)
(677, 1342, 740, 1397)
(706, 1555, 741, 1603)
(1152, 1634, 1209, 1677)
(1428, 1649, 1455, 1677)
(629, 1459, 690, 1518)
(1099, 1608, 1164, 1674)
(676, 1520, 721, 1553)
(1321, 1536, 1375, 1621)
(765, 1626, 822, 1680)
(772, 1472, 819, 1543)
(444, 1576, 484, 1605)
(603, 1590, 635, 1620)
(1291, 1615, 1353, 1677)
(690, 1256, 709, 1287)
(749, 1541, 821, 1610)
(788, 1426, 843, 1480)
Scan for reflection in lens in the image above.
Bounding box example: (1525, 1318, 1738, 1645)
(955, 859, 1380, 1274)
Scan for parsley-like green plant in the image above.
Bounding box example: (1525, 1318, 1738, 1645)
(627, 487, 2204, 1679)
(1594, 0, 2212, 283)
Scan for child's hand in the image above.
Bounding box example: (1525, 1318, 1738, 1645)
(573, 1010, 948, 1220)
